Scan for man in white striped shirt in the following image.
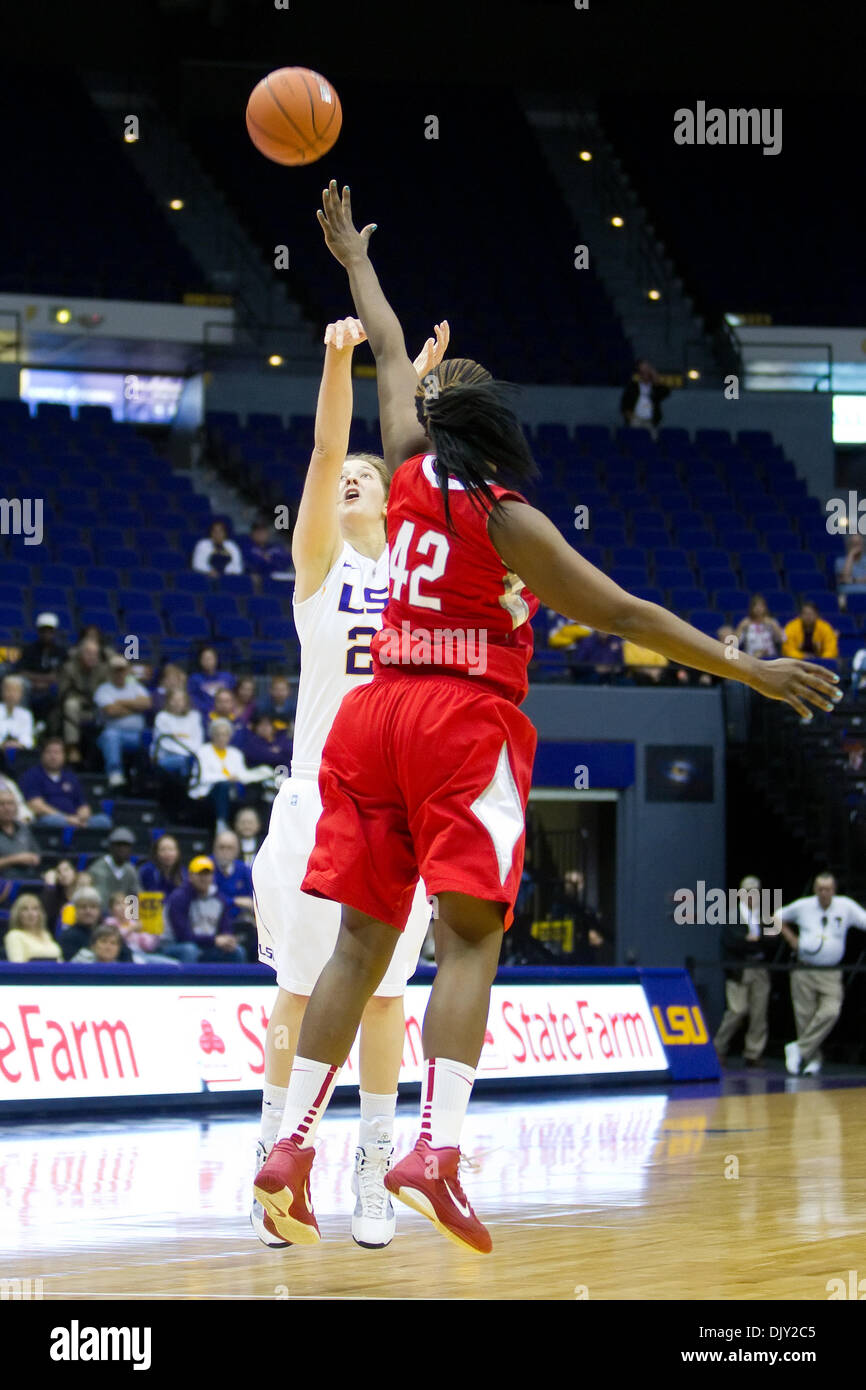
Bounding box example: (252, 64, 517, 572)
(776, 874, 866, 1075)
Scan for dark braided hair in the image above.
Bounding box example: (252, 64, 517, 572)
(414, 358, 538, 532)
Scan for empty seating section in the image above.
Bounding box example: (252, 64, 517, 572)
(0, 403, 296, 669)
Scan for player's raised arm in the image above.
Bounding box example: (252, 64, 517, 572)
(317, 180, 447, 474)
(292, 317, 367, 598)
(487, 501, 842, 719)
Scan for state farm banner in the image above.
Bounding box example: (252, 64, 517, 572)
(0, 980, 668, 1104)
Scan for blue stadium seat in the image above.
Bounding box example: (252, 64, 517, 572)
(123, 612, 164, 638)
(248, 596, 285, 629)
(221, 573, 255, 596)
(203, 593, 239, 618)
(35, 403, 72, 427)
(0, 606, 24, 639)
(161, 593, 199, 617)
(249, 639, 290, 662)
(0, 584, 24, 606)
(77, 608, 114, 631)
(30, 585, 68, 610)
(149, 550, 185, 573)
(82, 567, 120, 590)
(575, 425, 613, 450)
(102, 548, 139, 570)
(688, 609, 723, 634)
(169, 614, 211, 640)
(174, 572, 211, 595)
(37, 564, 77, 587)
(217, 617, 255, 640)
(714, 589, 751, 614)
(119, 591, 157, 613)
(133, 568, 166, 591)
(56, 546, 92, 568)
(76, 587, 118, 613)
(669, 587, 707, 611)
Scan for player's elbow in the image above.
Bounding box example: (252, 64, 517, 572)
(605, 595, 654, 641)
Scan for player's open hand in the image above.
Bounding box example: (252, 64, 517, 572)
(317, 181, 375, 266)
(324, 317, 367, 353)
(413, 320, 450, 378)
(748, 658, 841, 720)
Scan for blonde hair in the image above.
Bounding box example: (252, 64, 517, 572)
(9, 893, 48, 934)
(344, 452, 390, 501)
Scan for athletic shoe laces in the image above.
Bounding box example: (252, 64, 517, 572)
(355, 1146, 392, 1217)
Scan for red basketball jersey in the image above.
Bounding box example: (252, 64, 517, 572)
(371, 452, 539, 704)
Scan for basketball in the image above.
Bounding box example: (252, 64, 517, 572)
(245, 67, 342, 166)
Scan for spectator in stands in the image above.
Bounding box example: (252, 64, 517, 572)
(0, 643, 21, 679)
(836, 533, 866, 600)
(188, 646, 233, 715)
(212, 829, 257, 957)
(40, 858, 78, 931)
(71, 924, 125, 965)
(15, 613, 68, 723)
(151, 662, 188, 715)
(138, 833, 186, 895)
(776, 873, 866, 1074)
(93, 655, 152, 788)
(260, 674, 295, 732)
(152, 688, 204, 777)
(58, 637, 108, 765)
(102, 892, 181, 966)
(234, 806, 263, 865)
(735, 595, 784, 659)
(21, 737, 112, 830)
(782, 601, 839, 663)
(232, 712, 292, 768)
(58, 885, 131, 962)
(0, 676, 35, 754)
(207, 686, 240, 731)
(713, 874, 770, 1067)
(620, 358, 670, 439)
(623, 639, 670, 684)
(232, 676, 258, 726)
(212, 830, 255, 915)
(3, 893, 63, 962)
(240, 517, 292, 585)
(164, 855, 245, 962)
(191, 518, 243, 578)
(0, 787, 41, 882)
(189, 719, 272, 833)
(0, 772, 32, 824)
(76, 625, 116, 664)
(566, 629, 624, 684)
(88, 826, 141, 912)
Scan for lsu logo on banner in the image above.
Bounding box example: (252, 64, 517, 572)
(651, 1004, 708, 1045)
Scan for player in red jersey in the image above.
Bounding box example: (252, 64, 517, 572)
(255, 183, 842, 1254)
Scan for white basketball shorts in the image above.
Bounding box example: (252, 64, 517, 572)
(251, 774, 431, 996)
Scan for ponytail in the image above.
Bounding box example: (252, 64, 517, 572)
(414, 359, 538, 532)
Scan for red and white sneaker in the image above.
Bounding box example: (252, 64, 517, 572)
(384, 1138, 492, 1254)
(253, 1138, 320, 1246)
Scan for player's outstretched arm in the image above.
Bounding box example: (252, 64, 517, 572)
(316, 180, 434, 475)
(292, 317, 365, 601)
(488, 500, 841, 719)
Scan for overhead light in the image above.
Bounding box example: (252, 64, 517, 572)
(578, 150, 593, 162)
(54, 307, 71, 324)
(268, 354, 284, 367)
(610, 216, 624, 228)
(648, 289, 661, 301)
(169, 198, 184, 211)
(687, 369, 701, 380)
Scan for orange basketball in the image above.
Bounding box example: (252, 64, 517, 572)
(245, 67, 342, 166)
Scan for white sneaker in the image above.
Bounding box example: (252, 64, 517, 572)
(802, 1059, 822, 1075)
(352, 1140, 396, 1248)
(251, 1139, 292, 1248)
(107, 771, 125, 788)
(784, 1041, 802, 1075)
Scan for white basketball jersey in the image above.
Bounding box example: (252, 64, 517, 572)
(291, 540, 389, 775)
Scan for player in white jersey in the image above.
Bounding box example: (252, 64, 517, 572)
(251, 314, 449, 1248)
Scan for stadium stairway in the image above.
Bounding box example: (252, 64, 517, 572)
(523, 100, 723, 382)
(86, 79, 322, 370)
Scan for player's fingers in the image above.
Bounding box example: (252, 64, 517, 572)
(335, 321, 344, 350)
(786, 694, 811, 720)
(800, 664, 842, 695)
(360, 223, 377, 247)
(324, 323, 335, 346)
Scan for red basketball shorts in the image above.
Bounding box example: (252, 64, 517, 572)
(301, 674, 537, 931)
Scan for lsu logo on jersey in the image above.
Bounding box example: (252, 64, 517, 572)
(338, 580, 389, 615)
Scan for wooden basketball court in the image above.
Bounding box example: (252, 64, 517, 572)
(2, 1079, 863, 1300)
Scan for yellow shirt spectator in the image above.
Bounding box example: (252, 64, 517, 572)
(782, 612, 838, 660)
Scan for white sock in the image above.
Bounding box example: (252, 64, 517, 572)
(359, 1090, 397, 1147)
(276, 1056, 340, 1147)
(419, 1057, 476, 1149)
(259, 1080, 288, 1151)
